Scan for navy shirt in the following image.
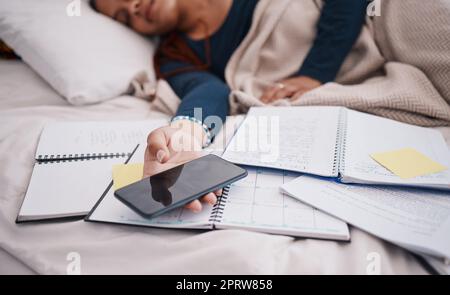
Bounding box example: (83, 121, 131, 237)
(160, 0, 367, 134)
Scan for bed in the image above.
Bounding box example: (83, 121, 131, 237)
(1, 59, 448, 275)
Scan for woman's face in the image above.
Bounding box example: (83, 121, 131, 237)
(94, 0, 180, 35)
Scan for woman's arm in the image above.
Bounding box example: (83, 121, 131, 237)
(261, 0, 368, 103)
(298, 0, 368, 83)
(167, 69, 231, 138)
(145, 65, 230, 212)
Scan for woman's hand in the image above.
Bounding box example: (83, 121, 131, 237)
(260, 76, 322, 104)
(144, 120, 221, 213)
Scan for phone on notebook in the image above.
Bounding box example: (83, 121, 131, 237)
(114, 154, 248, 219)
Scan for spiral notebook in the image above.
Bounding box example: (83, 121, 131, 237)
(17, 120, 167, 223)
(222, 107, 450, 190)
(86, 145, 350, 241)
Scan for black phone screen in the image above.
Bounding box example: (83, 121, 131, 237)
(114, 154, 247, 218)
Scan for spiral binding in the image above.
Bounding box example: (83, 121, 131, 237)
(332, 109, 348, 176)
(37, 152, 131, 164)
(209, 186, 230, 224)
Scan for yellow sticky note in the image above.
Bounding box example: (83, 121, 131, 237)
(371, 148, 447, 179)
(112, 163, 144, 191)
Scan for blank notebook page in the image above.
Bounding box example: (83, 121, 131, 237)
(19, 157, 126, 220)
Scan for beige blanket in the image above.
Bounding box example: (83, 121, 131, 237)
(141, 0, 450, 127)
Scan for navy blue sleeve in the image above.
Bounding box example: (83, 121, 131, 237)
(161, 62, 230, 136)
(298, 0, 367, 83)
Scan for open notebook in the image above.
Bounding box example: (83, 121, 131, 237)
(222, 107, 450, 190)
(86, 145, 350, 241)
(17, 120, 167, 222)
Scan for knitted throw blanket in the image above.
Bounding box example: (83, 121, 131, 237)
(139, 0, 450, 126)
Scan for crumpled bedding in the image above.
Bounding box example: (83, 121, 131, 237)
(1, 60, 445, 274)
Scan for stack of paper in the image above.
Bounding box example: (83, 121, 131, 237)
(281, 176, 450, 265)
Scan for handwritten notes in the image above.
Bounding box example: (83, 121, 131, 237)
(371, 148, 447, 179)
(222, 107, 341, 177)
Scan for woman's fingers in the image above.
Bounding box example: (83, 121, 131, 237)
(185, 191, 221, 213)
(147, 129, 171, 163)
(273, 85, 297, 101)
(261, 86, 279, 103)
(262, 86, 296, 103)
(261, 76, 322, 103)
(185, 200, 202, 213)
(291, 90, 306, 101)
(202, 192, 218, 206)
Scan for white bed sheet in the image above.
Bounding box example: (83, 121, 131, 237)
(0, 59, 442, 274)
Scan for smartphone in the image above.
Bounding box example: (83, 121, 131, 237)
(114, 154, 248, 219)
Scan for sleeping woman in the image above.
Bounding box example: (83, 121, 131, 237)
(91, 0, 367, 212)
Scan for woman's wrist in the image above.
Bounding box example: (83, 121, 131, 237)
(170, 116, 212, 148)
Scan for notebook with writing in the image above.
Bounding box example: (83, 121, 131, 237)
(222, 107, 450, 190)
(86, 145, 350, 241)
(17, 120, 167, 223)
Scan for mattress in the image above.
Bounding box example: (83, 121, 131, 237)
(0, 59, 443, 274)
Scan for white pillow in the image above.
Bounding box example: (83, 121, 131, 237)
(0, 0, 157, 105)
